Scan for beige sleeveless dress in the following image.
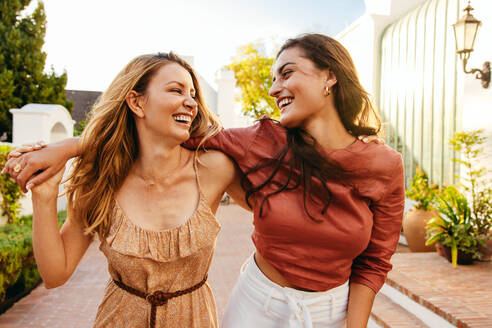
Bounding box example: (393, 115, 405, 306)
(93, 163, 221, 327)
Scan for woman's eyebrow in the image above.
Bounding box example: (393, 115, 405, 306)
(277, 62, 295, 75)
(165, 81, 185, 86)
(165, 81, 195, 93)
(272, 62, 295, 81)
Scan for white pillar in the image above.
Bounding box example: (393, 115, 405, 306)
(216, 68, 238, 128)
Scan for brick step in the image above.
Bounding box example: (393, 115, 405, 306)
(384, 253, 492, 327)
(371, 292, 429, 328)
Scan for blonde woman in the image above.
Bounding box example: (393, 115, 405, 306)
(14, 53, 241, 327)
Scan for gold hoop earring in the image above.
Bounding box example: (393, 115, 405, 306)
(324, 85, 331, 96)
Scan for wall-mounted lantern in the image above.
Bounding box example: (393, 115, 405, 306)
(452, 1, 490, 88)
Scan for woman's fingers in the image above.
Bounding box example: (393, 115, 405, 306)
(15, 154, 48, 192)
(1, 152, 47, 192)
(1, 156, 24, 176)
(358, 135, 384, 144)
(7, 141, 46, 159)
(26, 167, 59, 192)
(2, 140, 72, 193)
(7, 150, 22, 159)
(1, 156, 32, 192)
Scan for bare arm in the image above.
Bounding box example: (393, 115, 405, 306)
(2, 137, 81, 192)
(31, 167, 92, 289)
(225, 165, 253, 212)
(346, 282, 376, 328)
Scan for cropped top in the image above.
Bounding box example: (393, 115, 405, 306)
(185, 118, 405, 293)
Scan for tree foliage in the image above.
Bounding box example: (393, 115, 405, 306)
(0, 145, 23, 224)
(0, 0, 72, 139)
(227, 43, 278, 119)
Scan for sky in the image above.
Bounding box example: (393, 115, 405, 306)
(33, 0, 366, 91)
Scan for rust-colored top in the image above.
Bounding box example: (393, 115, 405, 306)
(186, 118, 404, 293)
(93, 169, 220, 327)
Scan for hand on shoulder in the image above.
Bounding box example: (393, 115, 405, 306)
(357, 135, 384, 144)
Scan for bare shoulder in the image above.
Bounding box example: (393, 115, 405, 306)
(195, 150, 237, 211)
(196, 150, 235, 182)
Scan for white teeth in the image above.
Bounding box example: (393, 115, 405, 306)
(279, 98, 293, 108)
(173, 115, 191, 123)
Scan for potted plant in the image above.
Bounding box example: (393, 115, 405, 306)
(449, 130, 492, 261)
(403, 167, 439, 252)
(425, 186, 481, 268)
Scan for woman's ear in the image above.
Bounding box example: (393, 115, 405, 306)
(326, 70, 338, 88)
(126, 90, 145, 118)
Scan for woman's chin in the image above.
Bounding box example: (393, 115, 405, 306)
(279, 115, 299, 128)
(160, 130, 191, 145)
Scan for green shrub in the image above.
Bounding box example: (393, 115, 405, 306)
(0, 211, 67, 303)
(449, 130, 492, 236)
(406, 166, 439, 211)
(0, 145, 24, 224)
(426, 186, 481, 268)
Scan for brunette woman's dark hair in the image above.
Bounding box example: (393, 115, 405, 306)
(242, 34, 381, 221)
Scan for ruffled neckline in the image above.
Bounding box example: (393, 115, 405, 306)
(102, 196, 221, 262)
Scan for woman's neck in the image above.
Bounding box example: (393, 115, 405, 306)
(133, 140, 189, 182)
(303, 106, 356, 150)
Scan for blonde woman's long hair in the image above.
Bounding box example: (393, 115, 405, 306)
(65, 52, 221, 238)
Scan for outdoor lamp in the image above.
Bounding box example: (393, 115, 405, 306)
(452, 1, 490, 88)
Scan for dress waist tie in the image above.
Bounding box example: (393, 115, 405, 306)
(113, 274, 208, 328)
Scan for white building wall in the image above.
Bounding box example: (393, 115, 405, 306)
(337, 0, 491, 180)
(337, 0, 428, 97)
(197, 74, 218, 115)
(461, 0, 492, 172)
(182, 56, 249, 128)
(216, 68, 251, 128)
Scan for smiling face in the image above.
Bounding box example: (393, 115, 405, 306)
(138, 63, 198, 143)
(269, 47, 331, 129)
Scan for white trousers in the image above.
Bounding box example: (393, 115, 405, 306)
(222, 255, 349, 328)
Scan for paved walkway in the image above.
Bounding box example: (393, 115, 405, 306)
(0, 204, 254, 328)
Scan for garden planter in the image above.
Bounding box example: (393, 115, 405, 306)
(403, 208, 438, 252)
(442, 246, 474, 265)
(477, 229, 492, 262)
(435, 243, 445, 257)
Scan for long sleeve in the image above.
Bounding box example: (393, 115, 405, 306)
(183, 118, 286, 175)
(183, 126, 257, 166)
(349, 154, 405, 293)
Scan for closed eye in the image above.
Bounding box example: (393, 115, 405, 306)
(282, 70, 292, 78)
(171, 88, 183, 94)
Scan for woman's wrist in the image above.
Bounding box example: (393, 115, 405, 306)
(58, 137, 81, 159)
(31, 188, 59, 202)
